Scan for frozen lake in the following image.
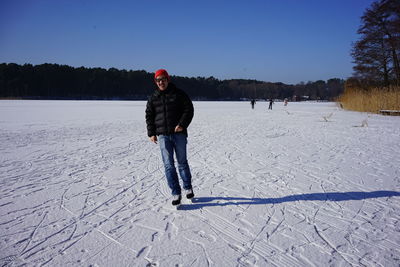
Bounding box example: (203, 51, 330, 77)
(0, 100, 399, 266)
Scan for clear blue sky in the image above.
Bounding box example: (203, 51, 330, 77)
(0, 0, 375, 84)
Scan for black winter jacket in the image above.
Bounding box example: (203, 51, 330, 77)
(145, 83, 194, 137)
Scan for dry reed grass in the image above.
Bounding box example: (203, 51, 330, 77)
(338, 86, 400, 113)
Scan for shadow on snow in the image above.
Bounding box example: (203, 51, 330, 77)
(179, 190, 400, 210)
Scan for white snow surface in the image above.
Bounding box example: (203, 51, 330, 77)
(0, 100, 399, 267)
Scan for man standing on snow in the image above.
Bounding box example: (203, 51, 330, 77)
(268, 98, 274, 110)
(145, 69, 194, 207)
(250, 99, 256, 109)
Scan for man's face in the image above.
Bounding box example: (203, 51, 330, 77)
(155, 76, 169, 91)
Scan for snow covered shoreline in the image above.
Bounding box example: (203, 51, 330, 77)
(1, 100, 399, 266)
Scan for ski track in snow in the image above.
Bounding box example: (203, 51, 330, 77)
(0, 100, 399, 266)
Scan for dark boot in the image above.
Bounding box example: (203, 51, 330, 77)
(185, 189, 194, 199)
(172, 195, 181, 206)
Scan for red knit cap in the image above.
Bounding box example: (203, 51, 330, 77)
(154, 69, 170, 80)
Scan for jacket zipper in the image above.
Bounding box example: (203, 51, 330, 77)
(162, 94, 168, 134)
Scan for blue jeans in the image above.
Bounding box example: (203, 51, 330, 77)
(158, 134, 192, 196)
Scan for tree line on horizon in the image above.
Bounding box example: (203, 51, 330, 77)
(350, 0, 400, 88)
(0, 63, 344, 101)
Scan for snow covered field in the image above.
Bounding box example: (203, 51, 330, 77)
(0, 100, 399, 267)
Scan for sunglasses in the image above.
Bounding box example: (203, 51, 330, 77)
(155, 77, 168, 83)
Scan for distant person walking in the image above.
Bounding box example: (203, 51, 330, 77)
(250, 99, 256, 109)
(268, 99, 274, 110)
(145, 69, 195, 207)
(284, 98, 288, 106)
